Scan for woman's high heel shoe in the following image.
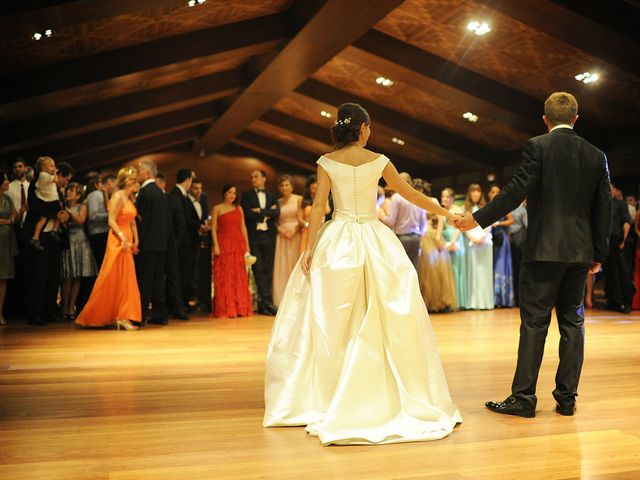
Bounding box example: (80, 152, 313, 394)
(116, 319, 138, 331)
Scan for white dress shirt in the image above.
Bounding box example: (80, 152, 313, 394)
(550, 124, 573, 132)
(7, 179, 29, 225)
(189, 194, 203, 220)
(256, 189, 268, 231)
(141, 178, 156, 189)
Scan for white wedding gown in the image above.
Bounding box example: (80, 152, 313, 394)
(263, 154, 462, 445)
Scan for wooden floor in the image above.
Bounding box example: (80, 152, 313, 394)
(1, 308, 640, 480)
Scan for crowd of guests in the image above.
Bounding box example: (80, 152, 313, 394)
(1, 157, 639, 327)
(0, 157, 212, 328)
(377, 175, 523, 312)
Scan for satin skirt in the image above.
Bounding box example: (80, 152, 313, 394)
(263, 217, 462, 445)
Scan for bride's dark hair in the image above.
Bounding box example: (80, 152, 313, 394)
(330, 103, 370, 149)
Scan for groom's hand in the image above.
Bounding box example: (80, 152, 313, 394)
(454, 211, 479, 231)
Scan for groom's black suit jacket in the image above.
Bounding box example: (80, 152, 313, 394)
(474, 127, 612, 264)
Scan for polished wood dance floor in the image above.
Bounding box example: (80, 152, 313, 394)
(1, 308, 639, 479)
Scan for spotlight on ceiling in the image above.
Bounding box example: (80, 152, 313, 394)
(575, 71, 599, 84)
(32, 29, 53, 40)
(320, 111, 332, 118)
(463, 112, 479, 123)
(375, 76, 394, 87)
(392, 137, 405, 146)
(467, 21, 491, 35)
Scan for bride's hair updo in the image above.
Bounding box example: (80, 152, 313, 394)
(330, 103, 370, 149)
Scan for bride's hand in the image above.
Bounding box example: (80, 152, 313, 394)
(301, 250, 312, 274)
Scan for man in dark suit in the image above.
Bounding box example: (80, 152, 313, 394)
(456, 92, 612, 417)
(156, 173, 189, 320)
(135, 160, 168, 325)
(22, 160, 74, 326)
(170, 168, 200, 312)
(189, 179, 212, 312)
(603, 183, 633, 313)
(241, 169, 280, 315)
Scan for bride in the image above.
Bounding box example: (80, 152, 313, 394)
(263, 103, 462, 445)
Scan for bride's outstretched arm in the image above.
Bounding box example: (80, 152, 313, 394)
(382, 161, 457, 222)
(301, 165, 331, 274)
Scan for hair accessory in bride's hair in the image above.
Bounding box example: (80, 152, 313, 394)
(334, 117, 351, 126)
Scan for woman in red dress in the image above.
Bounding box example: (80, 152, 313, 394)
(632, 209, 640, 310)
(211, 183, 253, 318)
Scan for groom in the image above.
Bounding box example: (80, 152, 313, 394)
(456, 92, 612, 417)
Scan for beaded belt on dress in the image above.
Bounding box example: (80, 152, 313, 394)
(332, 209, 377, 223)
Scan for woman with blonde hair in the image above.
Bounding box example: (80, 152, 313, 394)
(441, 187, 467, 309)
(464, 183, 494, 309)
(76, 166, 141, 330)
(416, 180, 457, 312)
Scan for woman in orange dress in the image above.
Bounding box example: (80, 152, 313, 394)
(75, 167, 141, 330)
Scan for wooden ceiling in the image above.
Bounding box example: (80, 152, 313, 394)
(1, 0, 639, 178)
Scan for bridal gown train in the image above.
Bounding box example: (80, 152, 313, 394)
(263, 154, 462, 445)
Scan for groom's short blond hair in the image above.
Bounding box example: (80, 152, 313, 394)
(544, 92, 578, 125)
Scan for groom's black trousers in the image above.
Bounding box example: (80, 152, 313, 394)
(512, 262, 590, 407)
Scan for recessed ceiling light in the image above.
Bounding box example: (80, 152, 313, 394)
(375, 76, 394, 87)
(463, 112, 479, 123)
(188, 0, 206, 6)
(32, 29, 53, 40)
(575, 71, 599, 84)
(392, 137, 405, 145)
(467, 21, 491, 35)
(320, 111, 332, 118)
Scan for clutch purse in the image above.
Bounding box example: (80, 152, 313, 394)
(244, 253, 257, 266)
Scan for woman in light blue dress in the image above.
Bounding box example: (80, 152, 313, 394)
(440, 188, 467, 309)
(464, 184, 494, 310)
(488, 185, 515, 307)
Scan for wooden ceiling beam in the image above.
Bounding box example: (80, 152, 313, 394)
(0, 1, 174, 37)
(197, 0, 406, 152)
(351, 31, 543, 135)
(259, 109, 434, 175)
(296, 79, 498, 171)
(237, 130, 320, 169)
(474, 0, 640, 75)
(351, 31, 609, 141)
(16, 102, 216, 161)
(222, 142, 314, 176)
(0, 13, 286, 105)
(0, 69, 245, 154)
(70, 128, 201, 169)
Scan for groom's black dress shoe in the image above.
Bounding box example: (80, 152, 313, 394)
(485, 396, 535, 418)
(555, 403, 576, 416)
